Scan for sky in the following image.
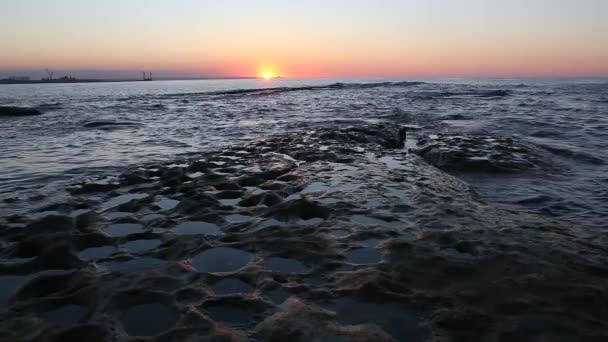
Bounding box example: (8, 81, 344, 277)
(0, 0, 606, 79)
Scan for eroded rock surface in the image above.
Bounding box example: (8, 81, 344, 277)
(412, 134, 547, 173)
(1, 124, 607, 341)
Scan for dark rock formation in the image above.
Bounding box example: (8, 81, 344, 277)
(0, 106, 42, 116)
(412, 134, 545, 173)
(1, 124, 607, 341)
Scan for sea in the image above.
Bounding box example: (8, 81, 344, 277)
(1, 78, 607, 229)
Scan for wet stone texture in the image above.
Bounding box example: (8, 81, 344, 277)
(1, 123, 608, 341)
(412, 134, 547, 173)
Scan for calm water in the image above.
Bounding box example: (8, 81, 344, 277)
(1, 78, 607, 229)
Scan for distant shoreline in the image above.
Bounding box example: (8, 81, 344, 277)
(0, 77, 259, 85)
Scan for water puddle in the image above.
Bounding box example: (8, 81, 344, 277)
(79, 246, 117, 260)
(346, 248, 382, 265)
(121, 303, 178, 336)
(330, 229, 351, 238)
(212, 278, 254, 295)
(105, 212, 131, 220)
(224, 214, 252, 224)
(285, 193, 303, 201)
(123, 239, 162, 253)
(318, 197, 341, 205)
(104, 223, 144, 237)
(324, 298, 427, 341)
(166, 163, 189, 168)
(156, 198, 179, 211)
(173, 221, 222, 236)
(387, 188, 408, 201)
(365, 198, 385, 208)
(350, 215, 401, 227)
(141, 213, 164, 222)
(105, 257, 162, 272)
(379, 156, 405, 170)
(191, 247, 252, 273)
(302, 182, 331, 194)
(263, 257, 308, 274)
(101, 193, 148, 211)
(187, 172, 204, 178)
(257, 219, 287, 229)
(219, 198, 241, 207)
(41, 304, 87, 325)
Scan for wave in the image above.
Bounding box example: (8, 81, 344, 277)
(535, 142, 605, 165)
(413, 89, 511, 100)
(36, 102, 63, 111)
(209, 81, 425, 97)
(150, 81, 424, 101)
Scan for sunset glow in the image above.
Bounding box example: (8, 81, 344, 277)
(1, 0, 607, 78)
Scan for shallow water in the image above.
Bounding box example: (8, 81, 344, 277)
(191, 247, 252, 273)
(345, 247, 383, 265)
(324, 298, 427, 341)
(0, 78, 605, 231)
(121, 303, 177, 336)
(101, 194, 148, 211)
(172, 221, 222, 236)
(104, 223, 144, 237)
(78, 246, 116, 260)
(122, 239, 162, 253)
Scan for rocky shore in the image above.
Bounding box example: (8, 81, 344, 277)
(1, 124, 607, 341)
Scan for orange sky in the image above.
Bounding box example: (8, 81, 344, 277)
(1, 0, 607, 78)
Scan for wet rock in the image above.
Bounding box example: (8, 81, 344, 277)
(413, 134, 544, 173)
(384, 126, 407, 149)
(69, 182, 119, 194)
(26, 215, 75, 234)
(240, 192, 282, 207)
(0, 106, 42, 116)
(254, 298, 395, 342)
(2, 123, 608, 341)
(46, 324, 114, 342)
(120, 173, 148, 186)
(74, 210, 97, 230)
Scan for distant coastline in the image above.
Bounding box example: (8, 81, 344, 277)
(0, 76, 258, 85)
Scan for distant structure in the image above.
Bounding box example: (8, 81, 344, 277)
(6, 76, 30, 81)
(1, 69, 99, 84)
(43, 68, 54, 81)
(142, 72, 153, 81)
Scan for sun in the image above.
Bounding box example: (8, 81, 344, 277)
(258, 65, 280, 80)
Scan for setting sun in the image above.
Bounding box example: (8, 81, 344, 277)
(262, 72, 274, 80)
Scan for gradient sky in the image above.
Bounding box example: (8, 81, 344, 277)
(1, 0, 606, 78)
